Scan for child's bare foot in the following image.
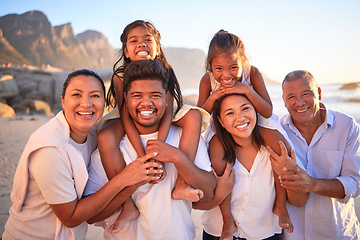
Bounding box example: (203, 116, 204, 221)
(220, 220, 237, 240)
(108, 199, 140, 233)
(273, 204, 293, 233)
(172, 185, 204, 202)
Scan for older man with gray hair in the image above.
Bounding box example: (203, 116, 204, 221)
(271, 70, 360, 239)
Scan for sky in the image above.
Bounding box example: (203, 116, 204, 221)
(1, 0, 360, 85)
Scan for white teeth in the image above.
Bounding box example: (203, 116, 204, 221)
(137, 51, 149, 56)
(140, 110, 153, 116)
(236, 123, 248, 129)
(78, 112, 93, 115)
(296, 109, 307, 113)
(223, 79, 233, 83)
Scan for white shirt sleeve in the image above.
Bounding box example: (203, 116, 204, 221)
(83, 148, 109, 196)
(194, 136, 212, 172)
(336, 119, 360, 201)
(28, 147, 77, 204)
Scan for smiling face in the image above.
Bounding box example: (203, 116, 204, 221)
(61, 75, 105, 143)
(125, 79, 168, 134)
(218, 94, 256, 144)
(211, 53, 243, 88)
(282, 77, 322, 127)
(124, 26, 160, 61)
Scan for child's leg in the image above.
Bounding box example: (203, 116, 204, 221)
(273, 171, 293, 233)
(206, 134, 236, 239)
(108, 198, 140, 233)
(219, 194, 237, 240)
(172, 109, 203, 201)
(98, 119, 140, 231)
(209, 135, 236, 240)
(172, 174, 204, 201)
(259, 127, 293, 233)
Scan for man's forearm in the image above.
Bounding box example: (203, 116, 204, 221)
(312, 178, 345, 199)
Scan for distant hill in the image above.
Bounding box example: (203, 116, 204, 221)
(164, 48, 207, 89)
(0, 11, 115, 69)
(262, 73, 280, 86)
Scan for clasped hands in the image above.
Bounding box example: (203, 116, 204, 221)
(267, 141, 314, 193)
(129, 139, 182, 185)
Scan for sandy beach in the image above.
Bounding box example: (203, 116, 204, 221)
(0, 114, 359, 239)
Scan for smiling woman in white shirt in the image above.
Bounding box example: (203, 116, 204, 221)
(197, 93, 307, 240)
(2, 69, 162, 240)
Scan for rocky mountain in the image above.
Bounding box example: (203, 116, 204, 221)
(0, 29, 31, 65)
(77, 30, 116, 69)
(0, 10, 280, 116)
(0, 10, 115, 69)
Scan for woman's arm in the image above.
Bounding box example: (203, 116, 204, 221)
(30, 148, 162, 228)
(86, 184, 139, 224)
(193, 135, 235, 209)
(193, 162, 235, 210)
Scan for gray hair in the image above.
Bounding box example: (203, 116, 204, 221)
(282, 70, 316, 87)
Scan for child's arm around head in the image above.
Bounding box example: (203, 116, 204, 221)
(112, 72, 125, 111)
(197, 72, 222, 114)
(220, 65, 273, 118)
(248, 66, 273, 117)
(156, 94, 173, 143)
(113, 68, 147, 158)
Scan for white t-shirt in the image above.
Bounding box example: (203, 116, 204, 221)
(201, 146, 282, 240)
(85, 126, 212, 240)
(4, 138, 93, 240)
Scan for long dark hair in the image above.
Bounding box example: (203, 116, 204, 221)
(212, 93, 264, 165)
(106, 20, 182, 114)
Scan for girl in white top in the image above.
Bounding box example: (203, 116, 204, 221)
(2, 69, 162, 240)
(97, 20, 210, 232)
(197, 30, 293, 239)
(200, 93, 283, 240)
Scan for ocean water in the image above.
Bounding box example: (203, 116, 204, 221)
(182, 84, 360, 123)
